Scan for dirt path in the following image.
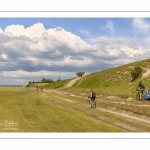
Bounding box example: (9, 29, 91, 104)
(64, 77, 81, 88)
(42, 89, 150, 131)
(142, 68, 150, 78)
(42, 91, 131, 131)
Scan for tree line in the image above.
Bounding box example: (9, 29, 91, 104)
(26, 72, 85, 87)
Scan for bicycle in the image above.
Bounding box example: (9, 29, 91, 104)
(136, 89, 146, 101)
(88, 96, 96, 109)
(91, 100, 96, 109)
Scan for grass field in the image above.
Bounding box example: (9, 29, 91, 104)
(2, 59, 150, 132)
(0, 87, 125, 132)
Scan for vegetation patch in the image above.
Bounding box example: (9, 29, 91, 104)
(131, 66, 142, 82)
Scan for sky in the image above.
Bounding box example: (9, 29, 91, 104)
(0, 18, 150, 85)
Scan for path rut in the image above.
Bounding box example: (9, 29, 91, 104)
(42, 89, 150, 131)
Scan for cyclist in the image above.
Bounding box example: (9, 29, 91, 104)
(136, 82, 145, 99)
(88, 89, 96, 108)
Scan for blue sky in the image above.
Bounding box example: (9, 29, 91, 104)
(1, 18, 148, 42)
(0, 18, 150, 85)
(0, 18, 133, 40)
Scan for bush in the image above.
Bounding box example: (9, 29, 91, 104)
(131, 66, 142, 82)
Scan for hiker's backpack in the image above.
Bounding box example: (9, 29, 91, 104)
(92, 92, 96, 99)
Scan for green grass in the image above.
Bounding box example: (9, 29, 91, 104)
(44, 78, 72, 89)
(0, 87, 125, 132)
(28, 58, 150, 100)
(5, 58, 150, 132)
(56, 58, 150, 101)
(28, 78, 72, 89)
(43, 90, 150, 132)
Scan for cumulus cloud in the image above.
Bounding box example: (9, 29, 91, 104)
(0, 24, 94, 71)
(0, 22, 149, 85)
(0, 23, 98, 84)
(90, 36, 148, 68)
(5, 23, 45, 38)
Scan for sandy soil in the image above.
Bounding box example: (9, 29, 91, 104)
(142, 68, 150, 78)
(64, 77, 81, 88)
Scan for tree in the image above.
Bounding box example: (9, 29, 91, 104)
(26, 81, 31, 87)
(76, 72, 85, 77)
(41, 78, 47, 83)
(57, 78, 61, 81)
(41, 78, 53, 83)
(131, 66, 142, 82)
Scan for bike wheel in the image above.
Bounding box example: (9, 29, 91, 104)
(92, 101, 96, 109)
(141, 92, 146, 101)
(141, 95, 145, 101)
(136, 92, 140, 100)
(94, 102, 96, 109)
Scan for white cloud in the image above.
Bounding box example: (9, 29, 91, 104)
(1, 23, 94, 71)
(102, 20, 115, 34)
(133, 18, 150, 34)
(5, 23, 45, 38)
(92, 37, 146, 66)
(107, 48, 120, 57)
(2, 69, 76, 78)
(0, 27, 3, 33)
(1, 53, 8, 59)
(121, 47, 144, 57)
(0, 22, 150, 85)
(55, 56, 94, 67)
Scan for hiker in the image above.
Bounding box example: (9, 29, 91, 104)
(88, 89, 96, 108)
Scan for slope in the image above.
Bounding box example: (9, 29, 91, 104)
(64, 58, 150, 100)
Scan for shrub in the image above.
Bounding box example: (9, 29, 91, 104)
(131, 66, 142, 82)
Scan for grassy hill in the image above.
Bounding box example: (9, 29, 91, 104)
(72, 60, 146, 94)
(37, 58, 150, 100)
(70, 58, 150, 99)
(28, 58, 150, 100)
